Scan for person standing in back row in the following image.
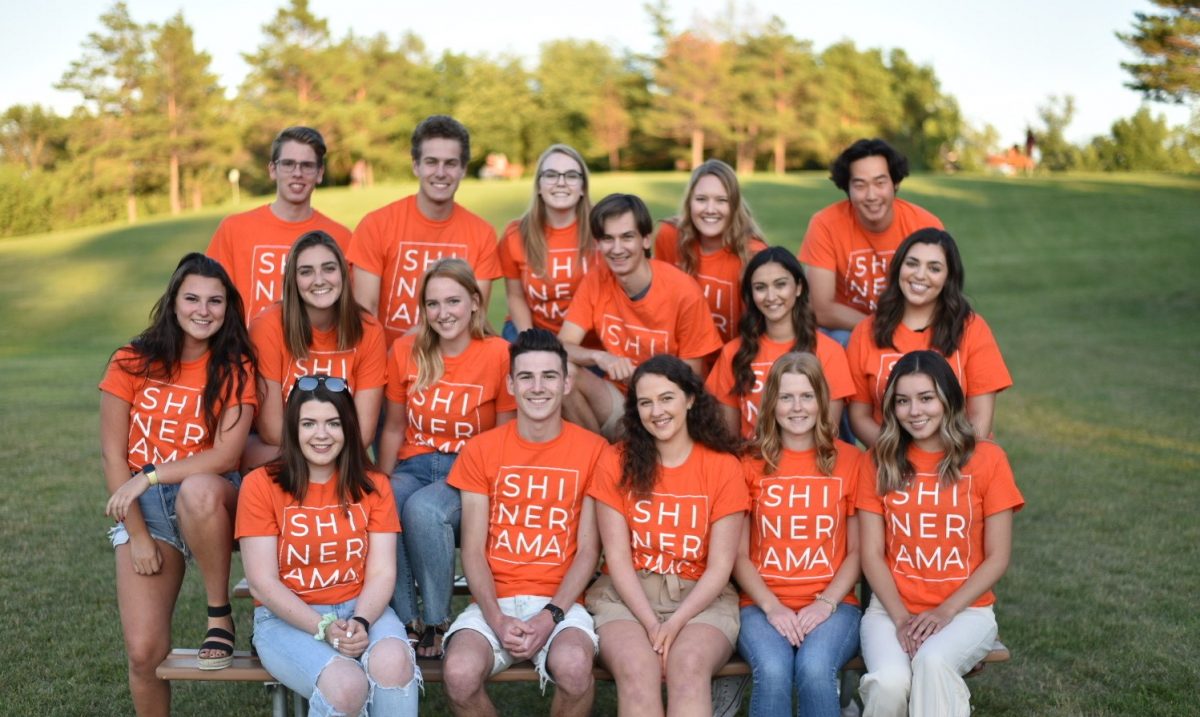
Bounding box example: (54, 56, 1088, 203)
(798, 139, 943, 346)
(207, 126, 351, 325)
(350, 115, 501, 347)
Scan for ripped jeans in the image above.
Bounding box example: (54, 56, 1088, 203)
(253, 599, 420, 716)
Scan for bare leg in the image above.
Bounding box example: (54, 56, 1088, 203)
(443, 629, 499, 717)
(315, 658, 369, 715)
(115, 542, 186, 717)
(598, 620, 664, 717)
(175, 473, 237, 659)
(664, 623, 733, 717)
(546, 628, 596, 717)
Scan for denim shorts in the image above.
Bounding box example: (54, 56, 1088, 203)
(108, 471, 241, 561)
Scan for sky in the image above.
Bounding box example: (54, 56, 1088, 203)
(3, 0, 1194, 147)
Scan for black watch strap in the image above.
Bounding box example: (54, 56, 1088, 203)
(543, 603, 565, 624)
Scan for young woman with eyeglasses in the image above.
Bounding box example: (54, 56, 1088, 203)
(498, 144, 596, 341)
(101, 253, 256, 713)
(245, 230, 387, 468)
(377, 258, 516, 658)
(856, 351, 1022, 716)
(237, 375, 418, 716)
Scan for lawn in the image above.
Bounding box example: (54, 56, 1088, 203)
(1, 170, 1197, 715)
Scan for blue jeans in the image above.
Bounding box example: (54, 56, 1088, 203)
(390, 451, 459, 626)
(252, 599, 418, 717)
(737, 602, 862, 717)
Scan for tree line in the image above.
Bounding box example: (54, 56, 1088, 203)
(1, 0, 1196, 238)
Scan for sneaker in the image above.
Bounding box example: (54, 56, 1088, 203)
(711, 674, 750, 717)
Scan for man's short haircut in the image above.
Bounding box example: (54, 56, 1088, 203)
(271, 127, 327, 165)
(510, 328, 568, 376)
(590, 193, 654, 256)
(411, 115, 471, 165)
(829, 138, 909, 193)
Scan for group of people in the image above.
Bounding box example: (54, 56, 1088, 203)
(101, 114, 1023, 717)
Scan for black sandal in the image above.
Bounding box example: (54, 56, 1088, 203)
(198, 603, 235, 670)
(416, 621, 449, 659)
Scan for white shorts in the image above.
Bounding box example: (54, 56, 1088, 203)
(445, 595, 598, 691)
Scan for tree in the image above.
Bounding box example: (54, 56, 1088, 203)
(0, 105, 68, 172)
(888, 49, 963, 171)
(732, 19, 816, 174)
(241, 0, 333, 123)
(1117, 1, 1200, 104)
(648, 30, 730, 168)
(1036, 95, 1080, 171)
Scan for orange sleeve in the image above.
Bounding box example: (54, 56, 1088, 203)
(962, 315, 1013, 396)
(354, 317, 389, 391)
(489, 340, 517, 414)
(446, 431, 490, 495)
(586, 448, 625, 513)
(709, 452, 751, 521)
(653, 220, 681, 265)
(364, 471, 401, 532)
(816, 332, 856, 402)
(564, 271, 599, 333)
(977, 442, 1024, 516)
(670, 272, 723, 359)
(385, 337, 413, 405)
(234, 467, 280, 539)
(705, 341, 740, 409)
(206, 219, 234, 273)
(467, 215, 502, 280)
(98, 348, 137, 402)
(348, 208, 388, 277)
(249, 308, 287, 384)
(838, 443, 863, 517)
(498, 220, 523, 280)
(798, 207, 839, 271)
(236, 359, 259, 407)
(846, 320, 874, 404)
(854, 450, 883, 515)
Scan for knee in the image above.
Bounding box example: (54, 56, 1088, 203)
(911, 649, 957, 680)
(402, 490, 454, 531)
(125, 635, 170, 678)
(316, 659, 369, 715)
(861, 665, 910, 707)
(176, 475, 226, 517)
(366, 637, 414, 688)
(442, 653, 486, 703)
(748, 653, 790, 686)
(794, 652, 835, 687)
(548, 643, 594, 696)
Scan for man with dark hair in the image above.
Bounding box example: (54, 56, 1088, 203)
(799, 138, 943, 343)
(442, 329, 608, 717)
(207, 126, 351, 324)
(350, 115, 501, 346)
(557, 193, 721, 439)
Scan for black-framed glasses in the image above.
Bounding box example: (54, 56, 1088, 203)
(538, 169, 584, 186)
(274, 159, 321, 176)
(292, 375, 348, 396)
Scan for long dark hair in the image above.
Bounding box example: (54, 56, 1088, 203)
(267, 377, 376, 508)
(620, 355, 740, 498)
(281, 231, 363, 359)
(116, 252, 254, 436)
(874, 351, 975, 493)
(732, 248, 818, 396)
(873, 229, 973, 356)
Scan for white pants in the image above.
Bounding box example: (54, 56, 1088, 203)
(858, 597, 997, 717)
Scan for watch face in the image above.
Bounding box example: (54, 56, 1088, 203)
(545, 604, 565, 623)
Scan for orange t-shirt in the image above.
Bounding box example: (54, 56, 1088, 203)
(706, 334, 856, 439)
(99, 347, 257, 471)
(235, 467, 400, 606)
(250, 304, 388, 399)
(206, 205, 352, 324)
(654, 221, 768, 342)
(385, 335, 516, 461)
(742, 442, 862, 610)
(348, 195, 501, 345)
(589, 443, 749, 581)
(565, 258, 723, 368)
(448, 421, 613, 599)
(846, 314, 1013, 425)
(798, 198, 943, 314)
(498, 220, 596, 334)
(856, 441, 1024, 613)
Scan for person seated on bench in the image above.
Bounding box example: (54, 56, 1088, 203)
(734, 352, 864, 717)
(102, 253, 256, 714)
(237, 375, 418, 716)
(857, 351, 1023, 716)
(377, 258, 516, 657)
(442, 329, 610, 716)
(586, 354, 748, 716)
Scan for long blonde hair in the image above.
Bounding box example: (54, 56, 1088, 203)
(518, 144, 594, 277)
(412, 258, 493, 392)
(674, 159, 762, 276)
(752, 352, 838, 476)
(874, 351, 975, 493)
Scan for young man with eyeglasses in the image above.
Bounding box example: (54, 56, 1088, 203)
(207, 126, 351, 324)
(349, 115, 502, 347)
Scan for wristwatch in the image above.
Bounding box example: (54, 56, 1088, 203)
(542, 603, 565, 624)
(142, 463, 159, 486)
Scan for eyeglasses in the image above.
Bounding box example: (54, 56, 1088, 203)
(292, 375, 348, 396)
(274, 159, 321, 176)
(538, 170, 584, 186)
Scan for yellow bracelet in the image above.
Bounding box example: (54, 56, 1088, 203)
(143, 464, 159, 486)
(815, 595, 838, 613)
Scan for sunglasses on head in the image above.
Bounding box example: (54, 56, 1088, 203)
(292, 375, 349, 396)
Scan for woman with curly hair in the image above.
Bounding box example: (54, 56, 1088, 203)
(586, 354, 748, 716)
(847, 229, 1012, 448)
(856, 351, 1022, 716)
(654, 159, 768, 342)
(498, 144, 595, 339)
(246, 230, 387, 467)
(378, 258, 516, 657)
(101, 253, 256, 713)
(706, 247, 855, 440)
(734, 352, 863, 717)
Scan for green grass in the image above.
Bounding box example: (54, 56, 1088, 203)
(2, 171, 1198, 715)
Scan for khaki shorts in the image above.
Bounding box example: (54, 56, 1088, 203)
(585, 570, 740, 646)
